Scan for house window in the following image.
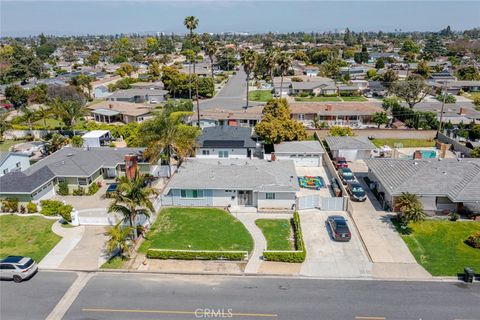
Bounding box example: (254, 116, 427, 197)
(202, 150, 210, 155)
(16, 162, 21, 168)
(218, 150, 229, 158)
(3, 169, 8, 175)
(180, 189, 204, 198)
(78, 177, 88, 186)
(57, 177, 66, 183)
(299, 114, 305, 121)
(266, 192, 276, 200)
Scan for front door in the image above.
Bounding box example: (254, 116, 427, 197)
(237, 190, 252, 206)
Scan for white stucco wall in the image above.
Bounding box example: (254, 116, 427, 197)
(0, 154, 30, 176)
(257, 192, 296, 209)
(196, 148, 249, 159)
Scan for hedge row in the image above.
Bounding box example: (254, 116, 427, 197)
(146, 249, 248, 261)
(263, 212, 306, 263)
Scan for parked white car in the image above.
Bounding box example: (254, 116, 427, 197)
(0, 256, 38, 283)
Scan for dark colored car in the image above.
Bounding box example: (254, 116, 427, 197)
(338, 168, 356, 185)
(347, 181, 367, 202)
(326, 216, 351, 242)
(333, 157, 348, 169)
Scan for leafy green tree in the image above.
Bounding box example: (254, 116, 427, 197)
(372, 112, 389, 128)
(20, 107, 37, 132)
(1, 42, 42, 84)
(422, 35, 447, 60)
(108, 172, 158, 240)
(380, 69, 399, 89)
(389, 75, 430, 108)
(51, 99, 88, 135)
(105, 222, 134, 260)
(240, 49, 258, 108)
(46, 133, 69, 154)
(436, 93, 456, 103)
(147, 61, 161, 80)
(28, 84, 48, 104)
(5, 85, 28, 108)
(215, 48, 237, 71)
(470, 147, 480, 158)
(36, 105, 51, 129)
(456, 66, 480, 81)
(85, 51, 101, 67)
(400, 38, 420, 55)
(71, 135, 84, 147)
(394, 192, 425, 223)
(354, 45, 369, 64)
(255, 99, 307, 144)
(145, 37, 159, 56)
(35, 34, 56, 61)
(329, 126, 355, 136)
(70, 74, 95, 100)
(382, 97, 401, 112)
(116, 63, 136, 77)
(415, 60, 431, 78)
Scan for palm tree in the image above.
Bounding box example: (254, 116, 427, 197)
(394, 192, 425, 223)
(205, 41, 218, 79)
(240, 49, 258, 108)
(52, 99, 88, 136)
(403, 205, 426, 223)
(108, 172, 158, 240)
(20, 107, 37, 133)
(277, 52, 292, 98)
(264, 50, 277, 85)
(36, 105, 51, 130)
(184, 16, 199, 99)
(105, 222, 134, 260)
(139, 112, 200, 176)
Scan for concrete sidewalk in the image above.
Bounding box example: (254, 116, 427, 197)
(39, 222, 85, 269)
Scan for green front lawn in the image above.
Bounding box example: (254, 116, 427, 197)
(372, 138, 436, 148)
(249, 90, 273, 102)
(0, 215, 61, 262)
(398, 220, 480, 276)
(295, 96, 342, 102)
(139, 208, 254, 253)
(101, 256, 127, 269)
(256, 219, 294, 251)
(0, 139, 27, 152)
(340, 96, 368, 102)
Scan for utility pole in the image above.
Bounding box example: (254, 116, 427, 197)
(436, 80, 448, 138)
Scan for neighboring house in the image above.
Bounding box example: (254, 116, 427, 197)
(325, 136, 376, 161)
(337, 84, 361, 96)
(0, 147, 157, 202)
(88, 101, 153, 124)
(365, 158, 480, 214)
(82, 130, 112, 148)
(291, 81, 337, 96)
(339, 66, 373, 80)
(93, 85, 110, 99)
(106, 88, 168, 104)
(303, 66, 319, 77)
(272, 141, 325, 167)
(429, 80, 480, 95)
(290, 103, 384, 128)
(196, 126, 259, 159)
(162, 159, 299, 210)
(427, 71, 457, 83)
(190, 106, 264, 128)
(368, 52, 400, 63)
(0, 152, 30, 177)
(367, 81, 387, 97)
(130, 81, 164, 90)
(273, 80, 292, 97)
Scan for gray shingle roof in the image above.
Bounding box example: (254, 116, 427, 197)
(0, 152, 29, 166)
(325, 136, 376, 151)
(197, 127, 257, 149)
(0, 166, 55, 193)
(274, 141, 325, 154)
(365, 158, 480, 202)
(166, 159, 299, 192)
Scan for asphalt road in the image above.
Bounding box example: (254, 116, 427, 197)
(0, 271, 77, 320)
(61, 273, 480, 320)
(200, 68, 263, 110)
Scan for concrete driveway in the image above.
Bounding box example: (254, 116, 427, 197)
(299, 209, 372, 278)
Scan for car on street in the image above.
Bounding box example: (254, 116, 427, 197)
(347, 181, 367, 202)
(333, 157, 348, 169)
(326, 216, 351, 242)
(0, 256, 38, 282)
(338, 168, 356, 185)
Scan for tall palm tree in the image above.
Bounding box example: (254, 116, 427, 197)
(108, 172, 158, 240)
(277, 52, 292, 98)
(139, 112, 200, 176)
(52, 99, 88, 136)
(20, 107, 37, 133)
(264, 50, 277, 85)
(240, 49, 258, 108)
(184, 16, 199, 98)
(36, 105, 51, 130)
(105, 222, 134, 260)
(205, 41, 218, 79)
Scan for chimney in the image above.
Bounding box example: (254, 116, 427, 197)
(459, 107, 466, 115)
(124, 154, 138, 180)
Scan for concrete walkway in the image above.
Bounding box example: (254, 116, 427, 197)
(232, 211, 293, 274)
(39, 222, 85, 269)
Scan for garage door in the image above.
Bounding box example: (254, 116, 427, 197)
(293, 154, 321, 167)
(338, 149, 358, 162)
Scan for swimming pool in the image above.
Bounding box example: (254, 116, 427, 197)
(298, 176, 325, 190)
(420, 150, 437, 159)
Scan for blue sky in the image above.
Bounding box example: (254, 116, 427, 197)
(1, 1, 479, 37)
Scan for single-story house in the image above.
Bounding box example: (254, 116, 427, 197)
(274, 80, 292, 97)
(291, 81, 337, 96)
(365, 158, 480, 214)
(367, 81, 387, 97)
(106, 88, 168, 104)
(0, 152, 30, 177)
(0, 147, 156, 202)
(88, 101, 153, 124)
(196, 126, 259, 159)
(429, 80, 480, 95)
(303, 66, 320, 77)
(272, 141, 325, 167)
(337, 84, 361, 96)
(368, 52, 400, 63)
(162, 159, 299, 210)
(190, 106, 264, 128)
(130, 81, 164, 90)
(427, 71, 457, 83)
(325, 136, 376, 161)
(290, 102, 384, 128)
(93, 85, 110, 99)
(82, 130, 112, 148)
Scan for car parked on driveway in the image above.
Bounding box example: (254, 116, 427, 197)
(105, 183, 118, 198)
(347, 181, 367, 202)
(0, 256, 38, 282)
(326, 216, 351, 242)
(338, 168, 356, 185)
(333, 157, 348, 169)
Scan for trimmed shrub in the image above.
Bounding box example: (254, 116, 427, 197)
(263, 212, 306, 263)
(27, 202, 38, 213)
(465, 232, 480, 249)
(57, 181, 69, 196)
(1, 198, 19, 213)
(72, 187, 85, 196)
(146, 249, 247, 261)
(87, 182, 99, 195)
(40, 200, 72, 221)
